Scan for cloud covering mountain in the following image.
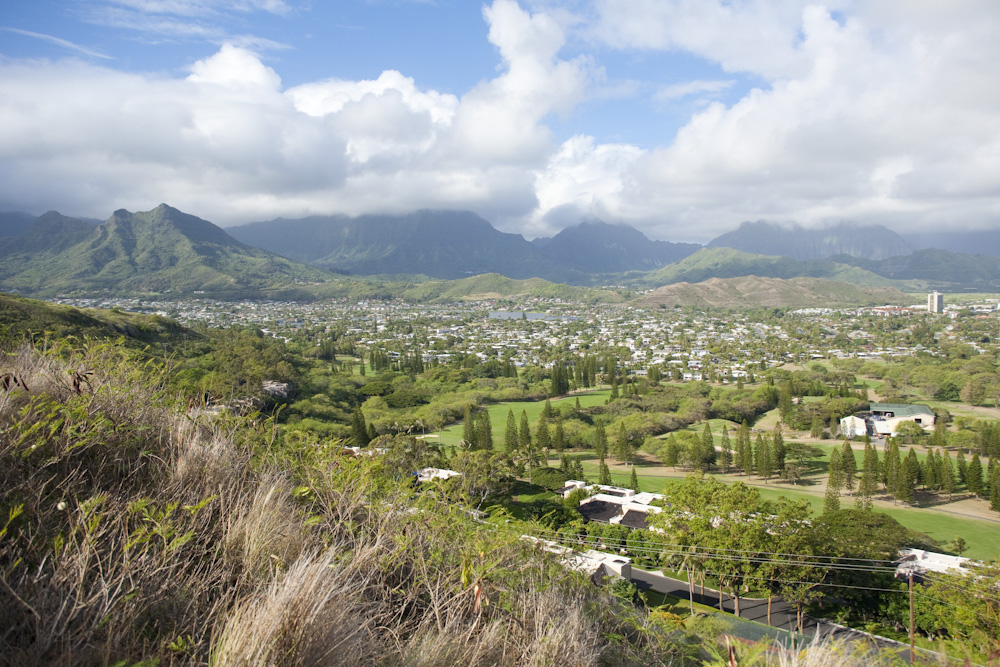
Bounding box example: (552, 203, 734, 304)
(1, 1, 999, 242)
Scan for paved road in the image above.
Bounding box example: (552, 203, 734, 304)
(628, 567, 919, 658)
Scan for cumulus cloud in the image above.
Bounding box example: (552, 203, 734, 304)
(1, 0, 999, 242)
(0, 0, 598, 227)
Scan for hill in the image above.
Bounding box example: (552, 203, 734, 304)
(398, 273, 626, 304)
(637, 275, 909, 309)
(228, 210, 582, 282)
(905, 229, 1000, 257)
(531, 221, 700, 272)
(0, 292, 191, 346)
(832, 248, 1000, 291)
(708, 220, 912, 260)
(0, 204, 331, 298)
(641, 247, 909, 288)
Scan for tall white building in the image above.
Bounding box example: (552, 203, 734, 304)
(928, 291, 944, 313)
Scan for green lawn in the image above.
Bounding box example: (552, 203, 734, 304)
(430, 388, 612, 447)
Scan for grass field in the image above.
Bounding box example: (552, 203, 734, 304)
(429, 393, 1000, 561)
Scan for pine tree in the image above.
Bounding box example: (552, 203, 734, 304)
(720, 428, 733, 472)
(702, 422, 714, 455)
(553, 417, 566, 452)
(827, 448, 843, 499)
(478, 412, 493, 451)
(560, 453, 570, 475)
(989, 462, 1000, 512)
(856, 442, 879, 510)
(629, 466, 640, 491)
(519, 410, 531, 451)
(758, 435, 773, 482)
(662, 436, 680, 468)
(616, 423, 633, 464)
(967, 453, 984, 497)
(350, 407, 370, 446)
(504, 409, 517, 453)
(841, 440, 857, 495)
(957, 449, 968, 485)
(573, 456, 585, 481)
(541, 399, 553, 420)
(897, 449, 919, 504)
(463, 404, 476, 449)
(535, 416, 551, 460)
(599, 455, 612, 485)
(824, 481, 841, 514)
(752, 434, 763, 479)
(610, 377, 619, 400)
(594, 421, 608, 460)
(773, 423, 786, 472)
(886, 440, 901, 497)
(943, 451, 956, 500)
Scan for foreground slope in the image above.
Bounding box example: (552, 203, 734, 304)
(0, 339, 682, 665)
(0, 204, 329, 297)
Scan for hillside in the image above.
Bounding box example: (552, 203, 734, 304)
(641, 247, 914, 289)
(399, 273, 626, 304)
(636, 275, 908, 309)
(0, 204, 331, 298)
(832, 248, 1000, 291)
(707, 220, 912, 260)
(0, 292, 191, 346)
(228, 210, 582, 282)
(532, 221, 700, 272)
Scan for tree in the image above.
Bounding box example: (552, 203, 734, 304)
(350, 407, 371, 447)
(518, 410, 531, 452)
(757, 434, 773, 482)
(478, 411, 493, 451)
(593, 421, 608, 460)
(535, 416, 551, 460)
(825, 448, 843, 514)
(772, 423, 786, 472)
(719, 427, 733, 473)
(661, 436, 680, 469)
(967, 453, 984, 496)
(451, 450, 514, 509)
(942, 450, 956, 500)
(841, 440, 857, 495)
(990, 462, 1000, 512)
(553, 416, 566, 452)
(897, 449, 919, 504)
(504, 409, 517, 453)
(629, 466, 639, 491)
(615, 422, 634, 464)
(462, 404, 476, 449)
(856, 441, 879, 510)
(599, 455, 612, 485)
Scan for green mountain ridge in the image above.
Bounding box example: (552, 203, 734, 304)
(0, 204, 331, 297)
(641, 247, 922, 290)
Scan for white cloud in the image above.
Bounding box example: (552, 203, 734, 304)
(2, 0, 1000, 243)
(654, 79, 734, 102)
(0, 1, 599, 228)
(0, 28, 113, 60)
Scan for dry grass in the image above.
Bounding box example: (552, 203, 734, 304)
(0, 340, 916, 666)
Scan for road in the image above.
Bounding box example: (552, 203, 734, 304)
(628, 567, 919, 657)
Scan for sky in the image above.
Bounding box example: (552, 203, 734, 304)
(1, 0, 999, 243)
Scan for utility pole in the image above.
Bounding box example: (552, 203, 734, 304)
(908, 572, 914, 664)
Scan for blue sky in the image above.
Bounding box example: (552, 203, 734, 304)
(1, 0, 999, 242)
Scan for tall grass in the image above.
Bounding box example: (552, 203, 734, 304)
(0, 340, 923, 666)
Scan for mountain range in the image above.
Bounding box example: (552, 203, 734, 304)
(3, 204, 1000, 300)
(0, 204, 328, 297)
